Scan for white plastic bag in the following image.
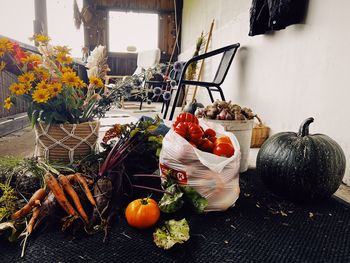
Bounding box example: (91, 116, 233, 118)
(159, 120, 241, 212)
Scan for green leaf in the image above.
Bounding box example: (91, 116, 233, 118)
(153, 219, 190, 250)
(52, 112, 67, 123)
(31, 109, 39, 127)
(156, 148, 161, 157)
(181, 186, 208, 214)
(130, 128, 141, 138)
(148, 135, 163, 145)
(159, 184, 184, 213)
(27, 104, 33, 121)
(66, 97, 76, 109)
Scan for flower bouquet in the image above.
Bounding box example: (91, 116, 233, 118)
(0, 35, 108, 163)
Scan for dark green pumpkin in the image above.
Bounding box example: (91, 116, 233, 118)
(257, 117, 346, 202)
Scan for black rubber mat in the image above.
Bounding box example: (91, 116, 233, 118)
(1, 170, 349, 263)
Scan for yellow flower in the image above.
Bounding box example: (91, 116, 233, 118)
(62, 71, 80, 86)
(18, 72, 35, 83)
(9, 83, 26, 96)
(61, 67, 74, 74)
(89, 76, 104, 88)
(32, 88, 50, 103)
(77, 79, 87, 88)
(56, 53, 73, 65)
(49, 82, 62, 97)
(3, 97, 13, 110)
(21, 54, 41, 64)
(36, 80, 50, 90)
(0, 38, 13, 57)
(0, 61, 6, 72)
(33, 34, 50, 44)
(22, 82, 33, 93)
(54, 46, 71, 55)
(34, 67, 49, 80)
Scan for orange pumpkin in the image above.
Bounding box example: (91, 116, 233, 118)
(125, 198, 160, 229)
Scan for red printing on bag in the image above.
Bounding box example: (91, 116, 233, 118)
(159, 163, 188, 184)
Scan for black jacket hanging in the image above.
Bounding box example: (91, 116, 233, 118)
(249, 0, 308, 36)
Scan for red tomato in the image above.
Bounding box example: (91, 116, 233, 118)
(198, 138, 214, 152)
(208, 136, 217, 144)
(204, 128, 216, 138)
(189, 141, 197, 148)
(174, 122, 188, 138)
(215, 136, 233, 146)
(188, 123, 204, 143)
(213, 143, 235, 158)
(173, 112, 199, 128)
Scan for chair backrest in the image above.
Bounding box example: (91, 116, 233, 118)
(134, 48, 161, 74)
(212, 45, 239, 85)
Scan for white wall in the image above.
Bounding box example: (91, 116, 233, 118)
(180, 0, 350, 184)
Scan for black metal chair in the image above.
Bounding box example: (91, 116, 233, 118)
(163, 43, 240, 120)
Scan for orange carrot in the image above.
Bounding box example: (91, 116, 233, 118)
(12, 188, 46, 220)
(75, 173, 96, 206)
(67, 174, 93, 185)
(27, 207, 40, 234)
(45, 173, 77, 217)
(58, 175, 89, 224)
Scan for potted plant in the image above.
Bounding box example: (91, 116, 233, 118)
(0, 35, 108, 163)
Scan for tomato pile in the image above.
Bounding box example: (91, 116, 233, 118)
(173, 113, 235, 158)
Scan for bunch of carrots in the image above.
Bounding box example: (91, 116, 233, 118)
(11, 172, 96, 235)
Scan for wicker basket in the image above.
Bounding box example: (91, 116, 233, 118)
(250, 115, 270, 148)
(35, 121, 100, 163)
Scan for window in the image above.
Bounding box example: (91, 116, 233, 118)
(109, 11, 159, 52)
(47, 0, 84, 58)
(0, 0, 35, 44)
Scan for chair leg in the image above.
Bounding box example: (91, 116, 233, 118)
(218, 86, 226, 101)
(139, 98, 143, 110)
(163, 100, 170, 119)
(206, 87, 215, 103)
(161, 101, 165, 113)
(169, 85, 183, 121)
(163, 87, 175, 119)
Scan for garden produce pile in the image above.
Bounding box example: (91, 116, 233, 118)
(0, 113, 238, 257)
(196, 100, 256, 121)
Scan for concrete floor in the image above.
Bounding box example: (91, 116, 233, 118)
(0, 102, 349, 204)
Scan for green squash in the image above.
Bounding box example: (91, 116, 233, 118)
(257, 117, 346, 202)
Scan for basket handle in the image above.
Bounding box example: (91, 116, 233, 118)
(254, 115, 263, 127)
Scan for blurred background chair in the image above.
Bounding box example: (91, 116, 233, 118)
(163, 43, 240, 120)
(105, 48, 161, 109)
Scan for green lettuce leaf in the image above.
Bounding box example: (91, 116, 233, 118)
(181, 186, 208, 214)
(159, 184, 184, 213)
(153, 218, 190, 249)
